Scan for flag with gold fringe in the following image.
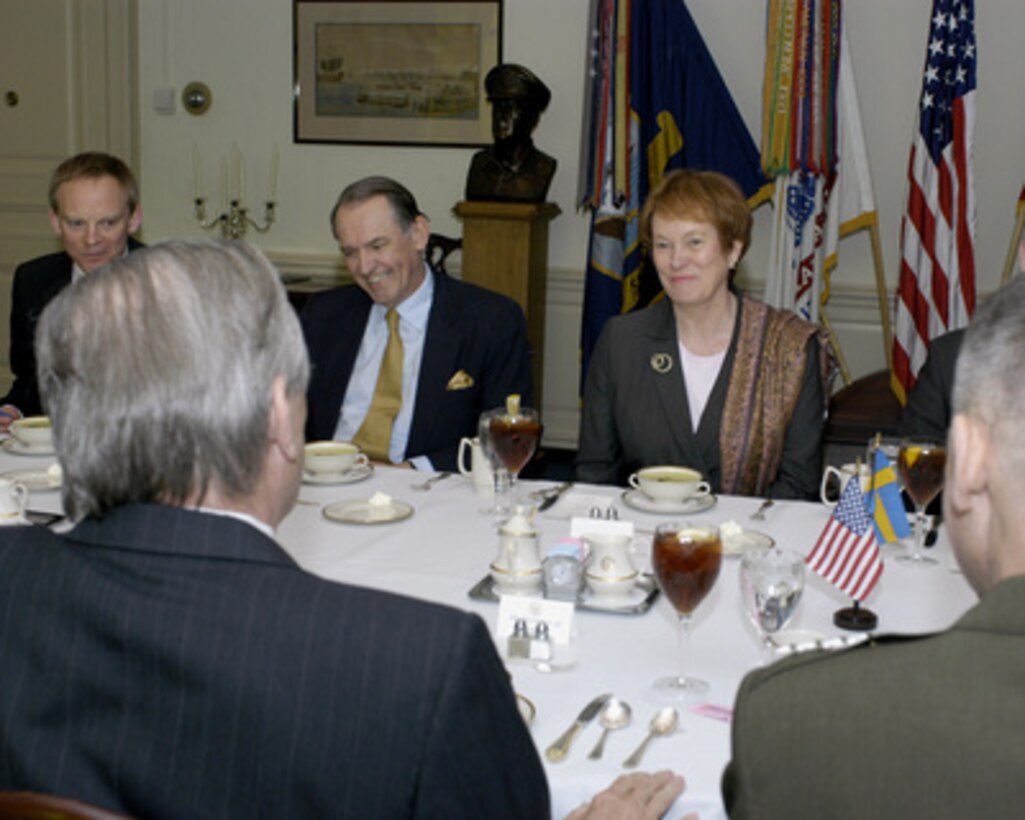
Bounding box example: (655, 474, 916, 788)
(891, 0, 977, 404)
(762, 1, 878, 324)
(578, 0, 771, 388)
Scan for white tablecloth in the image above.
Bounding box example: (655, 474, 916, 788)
(4, 453, 978, 818)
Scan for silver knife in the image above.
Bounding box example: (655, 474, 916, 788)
(545, 692, 611, 762)
(537, 481, 574, 513)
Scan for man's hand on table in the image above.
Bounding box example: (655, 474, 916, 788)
(0, 405, 21, 433)
(566, 770, 691, 820)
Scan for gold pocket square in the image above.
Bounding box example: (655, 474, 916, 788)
(446, 369, 475, 390)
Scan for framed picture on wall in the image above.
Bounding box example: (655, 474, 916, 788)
(293, 0, 503, 146)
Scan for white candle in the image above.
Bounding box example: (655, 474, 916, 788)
(192, 145, 204, 200)
(237, 147, 246, 204)
(269, 145, 279, 203)
(220, 157, 229, 209)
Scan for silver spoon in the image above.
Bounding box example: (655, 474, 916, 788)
(587, 698, 632, 760)
(622, 706, 677, 769)
(750, 498, 775, 521)
(411, 471, 452, 491)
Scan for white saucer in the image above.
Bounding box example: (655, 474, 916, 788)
(721, 528, 775, 556)
(0, 465, 62, 492)
(581, 579, 651, 611)
(2, 438, 55, 457)
(620, 488, 717, 515)
(302, 463, 374, 486)
(323, 498, 414, 525)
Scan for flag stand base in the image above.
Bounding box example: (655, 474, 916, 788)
(833, 602, 877, 631)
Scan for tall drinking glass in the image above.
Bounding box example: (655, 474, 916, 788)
(651, 523, 722, 697)
(478, 395, 541, 517)
(895, 438, 946, 566)
(739, 548, 805, 660)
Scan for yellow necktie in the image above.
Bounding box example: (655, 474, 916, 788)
(353, 309, 404, 461)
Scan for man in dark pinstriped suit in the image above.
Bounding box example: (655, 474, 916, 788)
(0, 240, 548, 818)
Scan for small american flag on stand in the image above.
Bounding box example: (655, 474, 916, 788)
(806, 478, 884, 602)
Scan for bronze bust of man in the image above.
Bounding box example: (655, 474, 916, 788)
(465, 64, 557, 203)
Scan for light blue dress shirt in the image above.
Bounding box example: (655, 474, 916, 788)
(333, 267, 434, 470)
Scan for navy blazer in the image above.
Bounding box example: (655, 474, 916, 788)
(301, 270, 533, 471)
(2, 239, 143, 415)
(0, 504, 548, 818)
(898, 327, 964, 439)
(577, 297, 823, 499)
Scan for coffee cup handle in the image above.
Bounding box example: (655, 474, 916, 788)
(694, 481, 711, 497)
(820, 465, 842, 507)
(627, 473, 641, 490)
(353, 453, 370, 468)
(458, 437, 473, 478)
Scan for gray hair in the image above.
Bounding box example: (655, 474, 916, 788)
(36, 239, 310, 520)
(329, 175, 423, 239)
(953, 275, 1025, 457)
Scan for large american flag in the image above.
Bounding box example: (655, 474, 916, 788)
(892, 0, 977, 403)
(806, 478, 884, 602)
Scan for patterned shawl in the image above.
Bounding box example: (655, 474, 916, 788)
(719, 296, 829, 496)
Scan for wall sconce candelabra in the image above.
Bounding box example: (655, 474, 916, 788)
(192, 144, 278, 241)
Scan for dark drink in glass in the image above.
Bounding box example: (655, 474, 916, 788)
(897, 445, 946, 507)
(488, 416, 541, 475)
(896, 439, 946, 567)
(651, 523, 722, 697)
(653, 526, 723, 615)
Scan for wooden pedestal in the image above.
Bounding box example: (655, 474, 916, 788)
(453, 200, 561, 407)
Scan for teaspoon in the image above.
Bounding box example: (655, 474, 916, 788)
(622, 706, 677, 769)
(587, 698, 632, 760)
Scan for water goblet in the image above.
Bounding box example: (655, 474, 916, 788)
(895, 437, 946, 567)
(739, 548, 805, 661)
(477, 395, 541, 517)
(651, 523, 722, 698)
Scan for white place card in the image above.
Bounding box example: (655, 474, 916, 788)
(569, 516, 634, 540)
(495, 595, 575, 645)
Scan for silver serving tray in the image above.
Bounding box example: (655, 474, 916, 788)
(468, 574, 660, 616)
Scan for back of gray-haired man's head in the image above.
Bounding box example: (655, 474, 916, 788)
(36, 239, 310, 521)
(329, 175, 423, 239)
(953, 275, 1025, 456)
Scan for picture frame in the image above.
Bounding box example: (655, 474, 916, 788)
(293, 0, 503, 147)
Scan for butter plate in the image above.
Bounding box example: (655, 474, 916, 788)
(323, 498, 414, 525)
(721, 528, 775, 557)
(2, 438, 55, 458)
(0, 465, 62, 492)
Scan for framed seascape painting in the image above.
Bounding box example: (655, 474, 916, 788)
(293, 0, 503, 146)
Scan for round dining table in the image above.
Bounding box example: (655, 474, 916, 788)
(2, 449, 978, 819)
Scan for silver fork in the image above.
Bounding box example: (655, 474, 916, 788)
(750, 499, 774, 521)
(411, 471, 452, 491)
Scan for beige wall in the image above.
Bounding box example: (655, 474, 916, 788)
(135, 0, 1025, 445)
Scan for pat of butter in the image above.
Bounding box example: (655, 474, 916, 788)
(368, 491, 392, 508)
(720, 520, 743, 540)
(47, 463, 63, 480)
(720, 520, 746, 552)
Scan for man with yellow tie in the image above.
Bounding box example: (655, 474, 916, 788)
(301, 176, 533, 471)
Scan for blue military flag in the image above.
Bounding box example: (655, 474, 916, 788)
(579, 0, 771, 388)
